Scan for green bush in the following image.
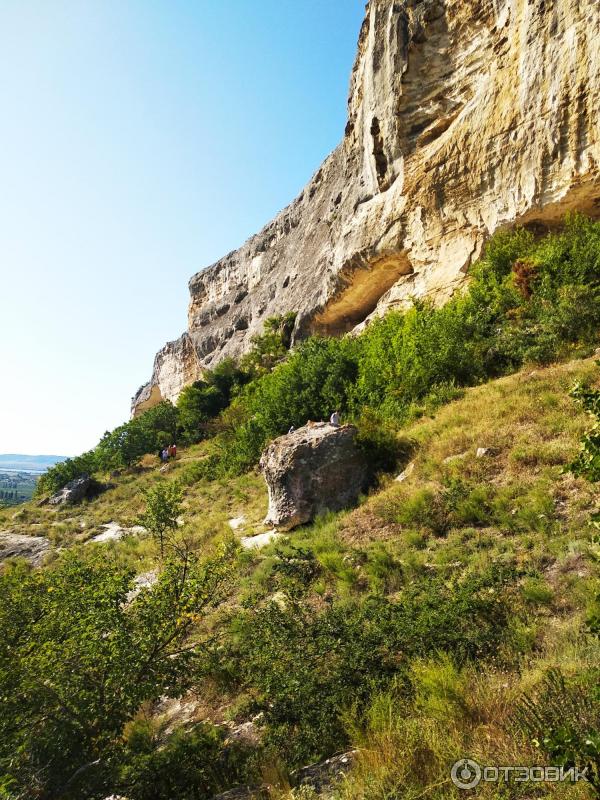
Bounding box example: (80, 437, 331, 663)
(95, 401, 179, 471)
(36, 450, 98, 496)
(177, 358, 249, 445)
(220, 568, 513, 766)
(569, 381, 600, 481)
(0, 548, 232, 798)
(115, 720, 256, 800)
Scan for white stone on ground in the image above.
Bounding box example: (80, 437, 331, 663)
(89, 522, 146, 543)
(125, 570, 158, 604)
(395, 462, 415, 482)
(240, 530, 282, 550)
(228, 515, 246, 530)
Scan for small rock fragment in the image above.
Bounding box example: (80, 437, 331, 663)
(395, 462, 415, 482)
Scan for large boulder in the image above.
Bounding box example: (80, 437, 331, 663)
(0, 533, 50, 566)
(259, 423, 368, 530)
(48, 475, 91, 506)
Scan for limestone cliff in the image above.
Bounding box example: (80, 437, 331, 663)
(133, 0, 600, 414)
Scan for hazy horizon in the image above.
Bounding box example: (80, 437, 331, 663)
(1, 1, 364, 456)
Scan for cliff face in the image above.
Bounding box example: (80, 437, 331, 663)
(133, 0, 600, 414)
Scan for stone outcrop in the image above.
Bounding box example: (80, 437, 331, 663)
(132, 333, 202, 415)
(48, 475, 91, 506)
(0, 533, 50, 566)
(134, 0, 600, 414)
(260, 423, 368, 530)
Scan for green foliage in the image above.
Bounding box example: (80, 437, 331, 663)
(37, 402, 179, 495)
(240, 312, 297, 377)
(177, 382, 226, 442)
(36, 450, 97, 496)
(177, 358, 248, 445)
(217, 335, 359, 474)
(410, 654, 469, 724)
(138, 481, 183, 558)
(569, 380, 600, 481)
(116, 720, 255, 800)
(221, 568, 513, 765)
(268, 543, 321, 597)
(96, 401, 178, 471)
(206, 215, 600, 477)
(515, 668, 600, 792)
(0, 548, 232, 799)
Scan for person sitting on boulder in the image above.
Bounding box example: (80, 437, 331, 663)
(330, 410, 340, 427)
(288, 425, 295, 434)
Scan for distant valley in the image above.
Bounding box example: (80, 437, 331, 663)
(0, 455, 68, 506)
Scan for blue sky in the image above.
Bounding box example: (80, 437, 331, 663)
(0, 1, 364, 456)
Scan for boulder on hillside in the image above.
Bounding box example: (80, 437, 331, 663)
(0, 532, 50, 566)
(259, 422, 368, 530)
(48, 475, 91, 506)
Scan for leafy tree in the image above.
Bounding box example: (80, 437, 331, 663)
(95, 401, 179, 471)
(208, 356, 249, 398)
(0, 549, 232, 799)
(176, 359, 250, 445)
(138, 481, 183, 559)
(177, 382, 226, 443)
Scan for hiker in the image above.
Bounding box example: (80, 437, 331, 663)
(170, 443, 177, 460)
(161, 448, 169, 463)
(330, 410, 340, 427)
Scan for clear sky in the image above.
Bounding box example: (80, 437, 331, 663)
(0, 1, 364, 457)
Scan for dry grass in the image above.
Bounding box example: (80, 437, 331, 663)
(2, 356, 600, 798)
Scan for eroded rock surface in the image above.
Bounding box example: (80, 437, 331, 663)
(48, 475, 91, 506)
(0, 533, 50, 566)
(260, 423, 368, 530)
(134, 0, 600, 414)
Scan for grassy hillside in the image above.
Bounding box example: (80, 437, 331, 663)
(1, 355, 599, 799)
(2, 218, 600, 799)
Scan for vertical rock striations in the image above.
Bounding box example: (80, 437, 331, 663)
(133, 0, 600, 414)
